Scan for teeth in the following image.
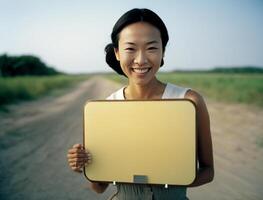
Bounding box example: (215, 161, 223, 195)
(132, 68, 150, 74)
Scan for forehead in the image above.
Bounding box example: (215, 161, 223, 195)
(118, 22, 161, 44)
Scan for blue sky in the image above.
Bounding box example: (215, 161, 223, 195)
(0, 0, 263, 73)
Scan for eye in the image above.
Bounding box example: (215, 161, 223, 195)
(148, 47, 158, 50)
(124, 47, 135, 51)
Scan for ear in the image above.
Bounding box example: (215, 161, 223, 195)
(114, 48, 120, 61)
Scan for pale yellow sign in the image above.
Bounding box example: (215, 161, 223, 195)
(84, 100, 196, 186)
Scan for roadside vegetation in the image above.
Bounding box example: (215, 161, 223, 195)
(0, 54, 89, 108)
(1, 53, 262, 108)
(0, 75, 89, 107)
(104, 71, 263, 107)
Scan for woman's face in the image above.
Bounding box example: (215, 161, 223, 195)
(114, 22, 163, 86)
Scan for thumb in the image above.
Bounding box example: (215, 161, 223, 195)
(73, 143, 83, 149)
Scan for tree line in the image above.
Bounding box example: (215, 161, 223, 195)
(211, 66, 263, 73)
(172, 66, 263, 73)
(0, 54, 60, 77)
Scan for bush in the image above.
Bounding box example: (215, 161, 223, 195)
(0, 54, 60, 77)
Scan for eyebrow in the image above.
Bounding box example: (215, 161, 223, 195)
(124, 40, 159, 45)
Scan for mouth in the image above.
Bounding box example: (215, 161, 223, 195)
(131, 67, 151, 75)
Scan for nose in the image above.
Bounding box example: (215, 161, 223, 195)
(134, 50, 148, 66)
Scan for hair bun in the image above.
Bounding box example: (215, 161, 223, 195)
(105, 44, 126, 76)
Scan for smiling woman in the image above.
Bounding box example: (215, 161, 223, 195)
(67, 8, 214, 200)
(114, 22, 163, 86)
(113, 22, 166, 99)
(105, 8, 169, 100)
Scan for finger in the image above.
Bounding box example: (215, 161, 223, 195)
(69, 162, 77, 167)
(68, 158, 92, 168)
(68, 148, 85, 154)
(67, 153, 91, 160)
(68, 156, 92, 164)
(73, 144, 83, 149)
(69, 161, 85, 168)
(68, 148, 90, 154)
(72, 166, 83, 173)
(71, 151, 92, 157)
(69, 161, 86, 169)
(68, 157, 90, 163)
(67, 152, 85, 159)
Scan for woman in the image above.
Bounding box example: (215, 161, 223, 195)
(67, 8, 214, 200)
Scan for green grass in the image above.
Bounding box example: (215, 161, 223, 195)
(1, 72, 262, 108)
(0, 75, 89, 107)
(104, 72, 263, 107)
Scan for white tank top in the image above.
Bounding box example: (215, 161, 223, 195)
(106, 83, 190, 100)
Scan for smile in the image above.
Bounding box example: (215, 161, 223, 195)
(132, 68, 151, 74)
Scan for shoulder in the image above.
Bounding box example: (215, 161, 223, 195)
(185, 89, 209, 114)
(163, 83, 191, 99)
(106, 86, 125, 100)
(185, 90, 204, 105)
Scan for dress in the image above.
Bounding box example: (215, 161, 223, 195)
(106, 83, 191, 200)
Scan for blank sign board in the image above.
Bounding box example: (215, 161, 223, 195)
(84, 100, 196, 186)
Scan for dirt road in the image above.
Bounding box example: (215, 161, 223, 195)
(0, 76, 262, 200)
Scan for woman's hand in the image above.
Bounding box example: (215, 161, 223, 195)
(67, 143, 92, 173)
(67, 144, 109, 193)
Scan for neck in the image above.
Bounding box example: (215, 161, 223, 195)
(124, 77, 166, 100)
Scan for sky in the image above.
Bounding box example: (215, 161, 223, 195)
(0, 0, 263, 73)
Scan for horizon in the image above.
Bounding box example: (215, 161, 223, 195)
(1, 0, 263, 73)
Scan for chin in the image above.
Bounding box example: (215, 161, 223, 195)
(130, 77, 153, 86)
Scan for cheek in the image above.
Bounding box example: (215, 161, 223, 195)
(118, 54, 132, 74)
(120, 53, 134, 65)
(149, 53, 163, 66)
(119, 51, 163, 68)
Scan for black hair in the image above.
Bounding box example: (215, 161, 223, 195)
(105, 8, 169, 76)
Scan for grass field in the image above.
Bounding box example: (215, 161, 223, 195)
(1, 73, 262, 108)
(104, 72, 263, 107)
(0, 75, 88, 107)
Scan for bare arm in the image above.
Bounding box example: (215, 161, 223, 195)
(185, 90, 214, 187)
